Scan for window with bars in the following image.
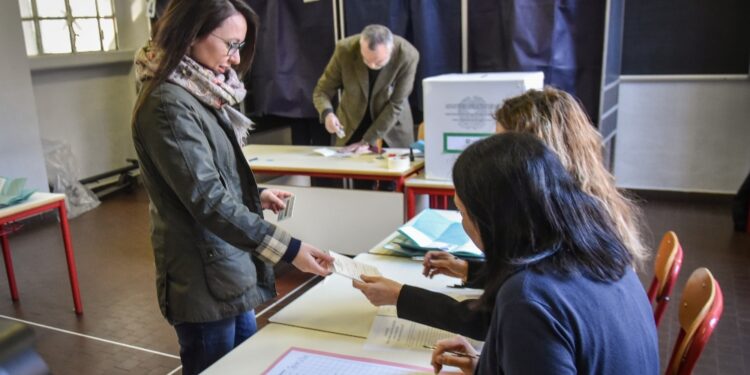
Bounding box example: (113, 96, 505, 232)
(19, 0, 118, 56)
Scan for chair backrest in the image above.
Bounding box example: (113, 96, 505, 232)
(647, 231, 684, 326)
(665, 268, 724, 375)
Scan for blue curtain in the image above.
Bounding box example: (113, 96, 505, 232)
(344, 0, 462, 114)
(242, 0, 336, 118)
(468, 0, 605, 120)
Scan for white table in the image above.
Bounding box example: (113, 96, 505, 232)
(270, 211, 468, 337)
(243, 145, 424, 192)
(269, 255, 463, 338)
(202, 323, 441, 374)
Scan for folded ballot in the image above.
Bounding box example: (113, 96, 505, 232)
(396, 209, 483, 259)
(329, 251, 381, 281)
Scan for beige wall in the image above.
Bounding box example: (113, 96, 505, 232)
(29, 0, 150, 179)
(0, 0, 47, 190)
(615, 78, 750, 194)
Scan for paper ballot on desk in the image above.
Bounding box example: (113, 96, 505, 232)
(263, 347, 438, 375)
(329, 251, 381, 281)
(365, 315, 484, 352)
(397, 210, 483, 258)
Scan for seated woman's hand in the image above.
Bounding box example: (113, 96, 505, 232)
(422, 251, 469, 280)
(352, 275, 403, 306)
(430, 336, 479, 375)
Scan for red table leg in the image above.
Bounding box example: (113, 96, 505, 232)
(57, 203, 83, 314)
(407, 188, 417, 220)
(0, 228, 19, 301)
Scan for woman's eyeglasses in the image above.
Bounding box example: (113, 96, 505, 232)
(211, 33, 245, 56)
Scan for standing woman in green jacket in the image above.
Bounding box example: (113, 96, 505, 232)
(131, 1, 333, 373)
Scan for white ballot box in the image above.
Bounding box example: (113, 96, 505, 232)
(422, 72, 544, 180)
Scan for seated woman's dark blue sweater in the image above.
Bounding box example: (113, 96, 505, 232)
(475, 267, 658, 375)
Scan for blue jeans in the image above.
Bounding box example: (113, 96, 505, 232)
(173, 310, 257, 375)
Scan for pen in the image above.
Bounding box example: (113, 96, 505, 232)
(423, 345, 479, 359)
(247, 157, 258, 162)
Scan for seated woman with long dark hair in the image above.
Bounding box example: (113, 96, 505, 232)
(357, 133, 658, 374)
(353, 87, 647, 341)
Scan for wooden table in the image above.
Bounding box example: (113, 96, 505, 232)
(242, 145, 424, 192)
(405, 174, 455, 219)
(0, 193, 83, 314)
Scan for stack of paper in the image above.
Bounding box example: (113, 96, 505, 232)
(392, 210, 483, 259)
(0, 177, 36, 208)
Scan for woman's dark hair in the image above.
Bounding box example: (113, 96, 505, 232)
(453, 133, 633, 309)
(134, 0, 259, 116)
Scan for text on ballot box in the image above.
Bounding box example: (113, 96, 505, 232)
(422, 72, 544, 180)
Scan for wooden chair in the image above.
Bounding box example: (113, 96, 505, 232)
(647, 231, 684, 326)
(665, 268, 724, 375)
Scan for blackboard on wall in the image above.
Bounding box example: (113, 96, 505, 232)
(622, 0, 749, 75)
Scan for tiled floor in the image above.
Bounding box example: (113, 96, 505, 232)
(0, 187, 747, 374)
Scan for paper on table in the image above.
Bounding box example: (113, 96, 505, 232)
(262, 347, 437, 375)
(329, 251, 381, 281)
(397, 210, 483, 259)
(313, 147, 337, 157)
(364, 315, 483, 352)
(0, 177, 36, 208)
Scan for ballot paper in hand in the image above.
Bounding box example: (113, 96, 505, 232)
(329, 251, 381, 281)
(277, 195, 295, 221)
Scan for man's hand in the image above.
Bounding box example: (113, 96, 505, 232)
(260, 189, 292, 214)
(339, 141, 372, 154)
(423, 251, 469, 280)
(291, 242, 334, 276)
(324, 113, 344, 137)
(352, 275, 403, 306)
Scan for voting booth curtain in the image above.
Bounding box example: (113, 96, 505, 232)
(468, 0, 606, 121)
(241, 0, 336, 119)
(155, 0, 606, 123)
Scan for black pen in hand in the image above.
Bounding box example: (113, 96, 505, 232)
(423, 345, 479, 359)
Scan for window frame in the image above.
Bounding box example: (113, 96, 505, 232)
(21, 0, 119, 55)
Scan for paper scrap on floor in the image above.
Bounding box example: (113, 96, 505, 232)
(329, 251, 381, 281)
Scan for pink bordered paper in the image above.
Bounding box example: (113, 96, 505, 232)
(262, 346, 460, 374)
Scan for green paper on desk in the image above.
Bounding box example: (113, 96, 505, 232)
(0, 177, 37, 208)
(394, 209, 484, 259)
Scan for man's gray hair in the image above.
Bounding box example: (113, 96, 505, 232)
(361, 24, 393, 50)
